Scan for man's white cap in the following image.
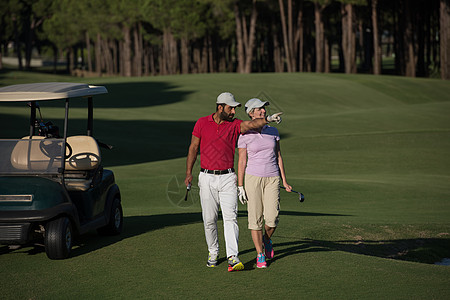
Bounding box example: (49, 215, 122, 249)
(245, 98, 269, 114)
(216, 92, 241, 107)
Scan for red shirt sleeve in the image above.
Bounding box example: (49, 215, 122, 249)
(192, 117, 204, 138)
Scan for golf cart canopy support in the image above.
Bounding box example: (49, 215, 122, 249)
(0, 82, 108, 138)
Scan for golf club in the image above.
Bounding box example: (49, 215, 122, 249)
(184, 183, 191, 201)
(280, 186, 305, 202)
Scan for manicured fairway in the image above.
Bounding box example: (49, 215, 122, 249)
(1, 70, 450, 299)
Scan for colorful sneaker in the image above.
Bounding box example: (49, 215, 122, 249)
(227, 256, 244, 272)
(207, 253, 218, 268)
(256, 253, 267, 268)
(263, 236, 274, 259)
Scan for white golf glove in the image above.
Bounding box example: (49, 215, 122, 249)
(238, 186, 247, 205)
(266, 112, 283, 124)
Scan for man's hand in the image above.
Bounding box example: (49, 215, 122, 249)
(238, 186, 247, 205)
(266, 112, 283, 124)
(185, 174, 193, 188)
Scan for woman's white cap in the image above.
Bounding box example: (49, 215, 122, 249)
(245, 98, 269, 114)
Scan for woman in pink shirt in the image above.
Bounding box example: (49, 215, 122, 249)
(237, 98, 292, 269)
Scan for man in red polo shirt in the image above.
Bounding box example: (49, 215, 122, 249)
(185, 92, 282, 272)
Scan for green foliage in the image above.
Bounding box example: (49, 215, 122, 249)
(43, 0, 83, 49)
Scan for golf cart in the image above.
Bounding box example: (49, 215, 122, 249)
(0, 82, 123, 259)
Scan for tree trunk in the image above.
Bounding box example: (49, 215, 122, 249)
(163, 30, 178, 75)
(295, 3, 304, 72)
(95, 33, 102, 75)
(149, 45, 156, 76)
(52, 46, 57, 73)
(279, 0, 293, 72)
(404, 0, 415, 77)
(122, 26, 132, 77)
(324, 37, 330, 73)
(143, 45, 149, 76)
(440, 0, 450, 79)
(111, 40, 118, 75)
(416, 0, 426, 77)
(208, 35, 214, 73)
(358, 20, 364, 69)
(180, 38, 189, 74)
(67, 47, 74, 74)
(273, 31, 283, 72)
(133, 25, 142, 76)
(234, 1, 257, 73)
(393, 2, 403, 75)
(13, 15, 23, 70)
(101, 39, 113, 75)
(315, 2, 324, 72)
(235, 3, 245, 73)
(341, 3, 356, 74)
(25, 18, 33, 70)
(244, 0, 258, 73)
(372, 0, 381, 75)
(85, 32, 92, 72)
(201, 38, 208, 73)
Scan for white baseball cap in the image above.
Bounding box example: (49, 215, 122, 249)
(216, 92, 241, 107)
(245, 98, 269, 114)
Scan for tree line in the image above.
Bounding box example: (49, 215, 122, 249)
(1, 0, 449, 79)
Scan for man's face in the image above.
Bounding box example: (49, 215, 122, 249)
(219, 104, 236, 121)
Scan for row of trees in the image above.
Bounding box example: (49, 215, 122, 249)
(1, 0, 449, 79)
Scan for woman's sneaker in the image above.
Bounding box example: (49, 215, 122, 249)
(263, 236, 274, 259)
(256, 253, 267, 268)
(227, 255, 244, 272)
(207, 253, 218, 268)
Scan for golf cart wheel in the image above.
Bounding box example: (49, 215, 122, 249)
(45, 217, 73, 260)
(98, 197, 123, 236)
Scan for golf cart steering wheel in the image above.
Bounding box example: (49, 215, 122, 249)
(38, 139, 72, 160)
(66, 152, 100, 169)
(65, 142, 73, 159)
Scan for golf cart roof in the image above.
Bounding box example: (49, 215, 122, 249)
(0, 82, 108, 102)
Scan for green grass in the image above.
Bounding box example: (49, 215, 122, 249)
(1, 70, 450, 299)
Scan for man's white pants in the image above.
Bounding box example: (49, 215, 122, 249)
(198, 172, 239, 258)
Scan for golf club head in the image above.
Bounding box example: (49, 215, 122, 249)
(299, 193, 305, 202)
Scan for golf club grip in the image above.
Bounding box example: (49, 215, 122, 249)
(184, 184, 191, 201)
(280, 186, 299, 193)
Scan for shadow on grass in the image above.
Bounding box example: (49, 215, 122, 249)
(71, 211, 346, 258)
(0, 210, 345, 258)
(1, 211, 449, 265)
(240, 237, 450, 267)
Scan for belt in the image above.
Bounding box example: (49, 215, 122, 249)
(200, 168, 235, 175)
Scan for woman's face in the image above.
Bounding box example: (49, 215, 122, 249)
(250, 106, 266, 120)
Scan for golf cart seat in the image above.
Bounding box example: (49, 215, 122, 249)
(64, 135, 102, 192)
(11, 136, 61, 171)
(10, 135, 101, 191)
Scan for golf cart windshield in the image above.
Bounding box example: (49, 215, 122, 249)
(0, 82, 108, 176)
(0, 138, 64, 175)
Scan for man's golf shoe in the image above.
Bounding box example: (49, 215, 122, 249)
(227, 255, 244, 272)
(207, 253, 218, 268)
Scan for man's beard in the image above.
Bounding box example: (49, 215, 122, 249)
(220, 111, 234, 121)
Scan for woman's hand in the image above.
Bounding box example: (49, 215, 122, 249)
(283, 182, 292, 192)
